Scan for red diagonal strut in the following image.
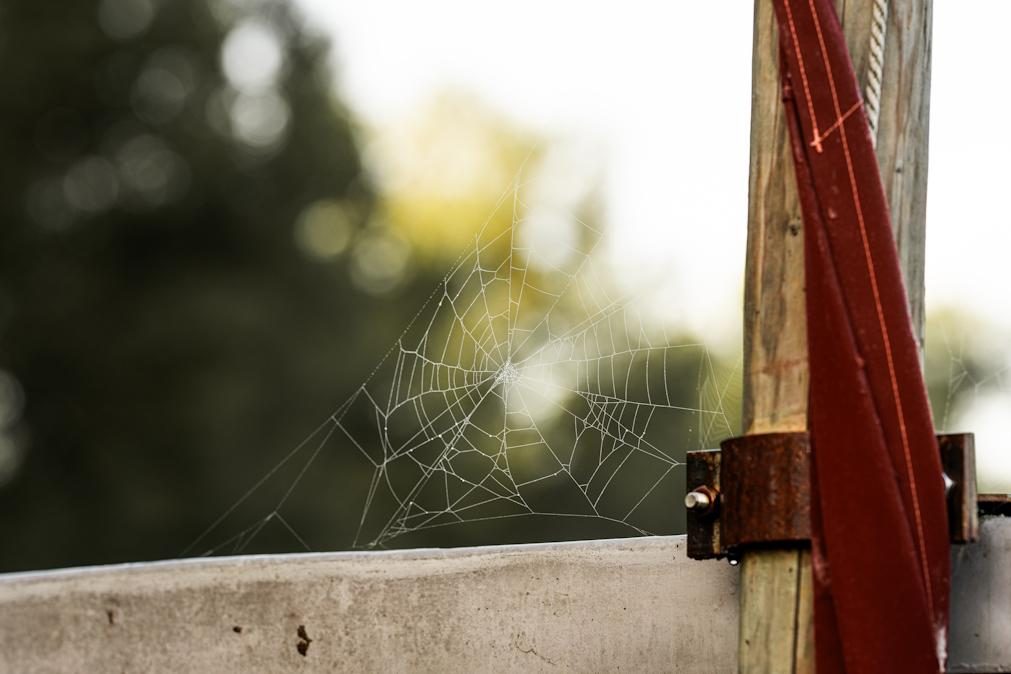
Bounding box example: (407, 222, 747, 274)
(769, 1, 949, 671)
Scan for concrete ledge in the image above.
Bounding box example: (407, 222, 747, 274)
(0, 536, 739, 673)
(2, 520, 1008, 673)
(950, 516, 1011, 673)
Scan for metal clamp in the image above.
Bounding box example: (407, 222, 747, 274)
(686, 432, 981, 560)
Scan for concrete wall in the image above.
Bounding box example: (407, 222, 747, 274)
(0, 536, 738, 673)
(0, 520, 1007, 673)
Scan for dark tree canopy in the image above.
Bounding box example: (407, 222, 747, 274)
(0, 0, 401, 571)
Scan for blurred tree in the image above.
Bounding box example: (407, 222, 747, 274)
(925, 310, 1009, 430)
(0, 0, 742, 571)
(0, 0, 400, 571)
(371, 92, 538, 262)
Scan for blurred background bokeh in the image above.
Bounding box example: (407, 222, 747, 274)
(0, 0, 1007, 572)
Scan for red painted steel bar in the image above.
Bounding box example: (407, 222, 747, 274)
(770, 0, 949, 671)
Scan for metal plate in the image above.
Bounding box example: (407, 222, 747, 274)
(720, 432, 811, 549)
(939, 433, 979, 543)
(685, 449, 721, 559)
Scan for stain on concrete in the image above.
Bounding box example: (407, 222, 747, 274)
(296, 625, 312, 657)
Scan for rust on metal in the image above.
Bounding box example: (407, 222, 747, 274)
(686, 432, 980, 560)
(978, 494, 1011, 518)
(720, 432, 811, 549)
(939, 433, 979, 543)
(685, 449, 722, 560)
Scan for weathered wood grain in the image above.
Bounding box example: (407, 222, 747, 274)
(743, 0, 809, 441)
(741, 0, 813, 670)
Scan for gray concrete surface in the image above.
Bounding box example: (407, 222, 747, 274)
(949, 516, 1011, 673)
(1, 522, 1008, 673)
(0, 536, 738, 673)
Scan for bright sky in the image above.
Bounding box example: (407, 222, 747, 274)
(299, 1, 1009, 330)
(297, 1, 1010, 482)
(300, 1, 753, 345)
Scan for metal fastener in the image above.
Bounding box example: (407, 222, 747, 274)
(685, 485, 719, 516)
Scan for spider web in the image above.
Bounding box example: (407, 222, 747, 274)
(185, 171, 737, 556)
(935, 327, 1010, 433)
(930, 319, 1011, 492)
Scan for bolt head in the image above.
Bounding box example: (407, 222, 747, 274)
(685, 489, 712, 511)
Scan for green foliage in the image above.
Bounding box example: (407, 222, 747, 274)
(925, 310, 1008, 431)
(0, 0, 423, 571)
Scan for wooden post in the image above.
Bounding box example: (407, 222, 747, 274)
(740, 1, 932, 671)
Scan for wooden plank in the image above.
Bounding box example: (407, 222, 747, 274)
(740, 1, 932, 672)
(742, 0, 809, 441)
(739, 549, 812, 672)
(741, 0, 813, 668)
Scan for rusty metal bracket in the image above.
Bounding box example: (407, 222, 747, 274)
(978, 494, 1011, 518)
(685, 447, 722, 559)
(939, 433, 979, 543)
(686, 432, 981, 560)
